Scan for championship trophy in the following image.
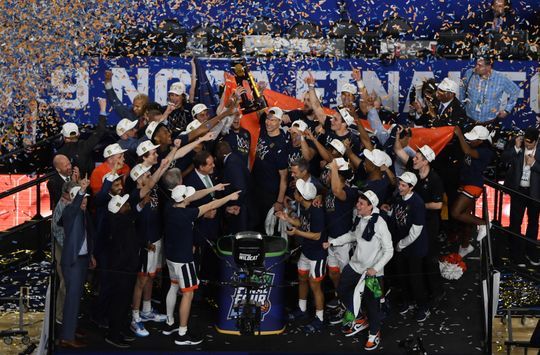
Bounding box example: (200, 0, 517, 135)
(230, 58, 267, 114)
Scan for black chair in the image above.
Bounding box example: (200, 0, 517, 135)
(152, 19, 187, 56)
(288, 22, 322, 39)
(436, 31, 474, 59)
(378, 15, 413, 38)
(248, 17, 281, 36)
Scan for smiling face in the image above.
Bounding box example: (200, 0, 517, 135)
(265, 115, 281, 134)
(398, 180, 413, 196)
(412, 151, 428, 170)
(356, 196, 373, 217)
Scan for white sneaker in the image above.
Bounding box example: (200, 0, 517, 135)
(130, 320, 149, 337)
(458, 245, 474, 258)
(140, 309, 167, 323)
(476, 224, 487, 241)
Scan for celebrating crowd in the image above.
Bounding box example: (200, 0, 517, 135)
(47, 54, 539, 351)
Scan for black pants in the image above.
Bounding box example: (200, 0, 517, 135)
(337, 265, 383, 334)
(395, 253, 428, 308)
(251, 186, 278, 234)
(424, 211, 443, 298)
(107, 269, 135, 341)
(509, 187, 539, 262)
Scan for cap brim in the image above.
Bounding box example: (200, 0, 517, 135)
(464, 132, 478, 141)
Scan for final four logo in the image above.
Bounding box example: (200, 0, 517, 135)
(228, 272, 275, 321)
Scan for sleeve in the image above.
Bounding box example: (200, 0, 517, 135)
(79, 115, 107, 155)
(397, 198, 425, 250)
(502, 75, 520, 113)
(397, 224, 423, 251)
(500, 141, 519, 163)
(367, 108, 390, 145)
(371, 220, 394, 273)
(309, 208, 325, 234)
(330, 231, 355, 246)
(429, 176, 444, 203)
(105, 86, 136, 120)
(460, 69, 473, 100)
(94, 179, 113, 207)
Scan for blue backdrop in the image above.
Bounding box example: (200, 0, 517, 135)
(55, 57, 539, 129)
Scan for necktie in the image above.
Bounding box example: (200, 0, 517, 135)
(438, 103, 444, 116)
(203, 175, 214, 197)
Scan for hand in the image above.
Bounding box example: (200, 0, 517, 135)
(165, 102, 176, 114)
(79, 176, 89, 192)
(304, 72, 315, 86)
(229, 190, 241, 201)
(366, 268, 377, 276)
(285, 227, 297, 236)
(525, 153, 535, 166)
(202, 131, 216, 142)
(515, 135, 523, 149)
(213, 183, 230, 191)
(256, 81, 267, 92)
(303, 129, 315, 141)
(225, 206, 240, 215)
(141, 194, 151, 206)
(453, 126, 462, 136)
(234, 86, 247, 97)
(89, 255, 97, 269)
(380, 164, 388, 172)
(160, 158, 170, 169)
(496, 110, 509, 119)
(380, 203, 390, 212)
(281, 114, 291, 125)
(322, 242, 331, 250)
(71, 166, 80, 182)
(98, 98, 107, 112)
(329, 159, 338, 170)
(147, 242, 156, 252)
(104, 70, 112, 83)
(275, 210, 288, 221)
(351, 68, 362, 82)
(312, 195, 323, 208)
(411, 100, 423, 114)
(273, 201, 284, 212)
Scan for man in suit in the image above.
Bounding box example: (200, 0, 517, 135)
(215, 141, 250, 233)
(501, 127, 540, 266)
(47, 154, 79, 210)
(59, 178, 96, 348)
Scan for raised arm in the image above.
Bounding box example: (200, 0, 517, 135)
(304, 72, 327, 124)
(139, 158, 169, 198)
(304, 129, 333, 163)
(197, 190, 241, 217)
(188, 58, 197, 104)
(454, 126, 480, 159)
(393, 126, 411, 165)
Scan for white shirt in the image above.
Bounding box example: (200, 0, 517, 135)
(520, 148, 536, 187)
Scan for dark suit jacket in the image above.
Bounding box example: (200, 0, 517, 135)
(47, 173, 67, 210)
(426, 98, 471, 130)
(61, 193, 95, 267)
(221, 153, 250, 207)
(501, 141, 540, 199)
(184, 170, 220, 241)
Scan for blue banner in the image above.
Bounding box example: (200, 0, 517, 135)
(55, 57, 539, 129)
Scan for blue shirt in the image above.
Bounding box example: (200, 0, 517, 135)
(461, 69, 520, 123)
(130, 186, 162, 244)
(252, 121, 288, 194)
(298, 204, 327, 260)
(392, 193, 428, 257)
(164, 205, 199, 263)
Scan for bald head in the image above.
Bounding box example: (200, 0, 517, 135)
(53, 155, 72, 177)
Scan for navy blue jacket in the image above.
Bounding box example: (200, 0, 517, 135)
(60, 193, 95, 267)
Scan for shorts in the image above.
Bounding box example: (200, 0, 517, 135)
(166, 260, 199, 292)
(297, 253, 327, 281)
(139, 239, 162, 277)
(326, 237, 351, 272)
(459, 185, 483, 199)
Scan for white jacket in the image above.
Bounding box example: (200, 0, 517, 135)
(330, 208, 393, 276)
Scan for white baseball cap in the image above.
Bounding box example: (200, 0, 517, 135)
(291, 120, 308, 132)
(338, 108, 355, 126)
(182, 119, 202, 135)
(363, 149, 386, 167)
(136, 140, 160, 157)
(418, 145, 436, 162)
(333, 157, 350, 171)
(145, 121, 167, 141)
(341, 83, 357, 95)
(103, 143, 127, 158)
(171, 185, 196, 203)
(268, 107, 283, 120)
(108, 194, 130, 214)
(130, 163, 152, 181)
(116, 118, 138, 136)
(295, 179, 317, 200)
(398, 171, 418, 187)
(168, 82, 186, 96)
(360, 190, 379, 207)
(464, 125, 491, 141)
(69, 186, 89, 200)
(61, 122, 79, 137)
(381, 151, 393, 167)
(330, 139, 346, 156)
(437, 78, 459, 94)
(102, 172, 122, 183)
(191, 103, 208, 117)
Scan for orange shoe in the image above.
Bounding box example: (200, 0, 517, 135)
(364, 331, 381, 351)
